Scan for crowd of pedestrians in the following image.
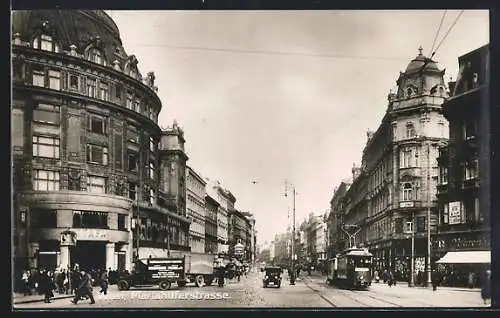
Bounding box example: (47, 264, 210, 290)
(16, 264, 124, 304)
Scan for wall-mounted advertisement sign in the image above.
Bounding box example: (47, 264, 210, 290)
(448, 201, 462, 225)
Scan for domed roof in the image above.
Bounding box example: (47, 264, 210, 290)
(405, 46, 440, 73)
(12, 10, 128, 65)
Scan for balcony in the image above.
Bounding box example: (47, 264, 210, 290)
(437, 183, 448, 196)
(157, 191, 177, 209)
(462, 178, 480, 190)
(398, 200, 423, 209)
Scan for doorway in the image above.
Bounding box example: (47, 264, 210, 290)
(70, 241, 106, 271)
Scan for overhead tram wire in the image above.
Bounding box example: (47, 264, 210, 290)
(126, 43, 409, 61)
(420, 10, 465, 74)
(428, 10, 447, 56)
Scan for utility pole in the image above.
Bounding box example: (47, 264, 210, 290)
(426, 142, 432, 287)
(285, 180, 296, 285)
(409, 211, 415, 287)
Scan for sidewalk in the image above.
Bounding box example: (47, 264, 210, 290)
(302, 274, 481, 293)
(13, 292, 74, 305)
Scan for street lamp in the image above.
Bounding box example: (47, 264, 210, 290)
(284, 179, 297, 285)
(426, 142, 432, 287)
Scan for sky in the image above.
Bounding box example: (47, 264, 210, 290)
(106, 10, 489, 247)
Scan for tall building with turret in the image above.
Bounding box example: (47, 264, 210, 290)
(335, 47, 449, 281)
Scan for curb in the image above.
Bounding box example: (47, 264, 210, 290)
(14, 295, 74, 305)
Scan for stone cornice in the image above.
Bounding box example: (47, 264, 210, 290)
(13, 45, 162, 112)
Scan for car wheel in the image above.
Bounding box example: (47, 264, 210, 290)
(159, 280, 171, 290)
(195, 275, 205, 288)
(117, 280, 129, 291)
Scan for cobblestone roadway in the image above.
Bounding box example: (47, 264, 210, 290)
(14, 271, 489, 309)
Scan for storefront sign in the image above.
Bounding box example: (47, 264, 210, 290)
(400, 201, 414, 208)
(448, 202, 462, 225)
(77, 229, 107, 240)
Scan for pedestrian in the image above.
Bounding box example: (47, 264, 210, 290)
(71, 270, 95, 305)
(481, 270, 491, 305)
(468, 272, 475, 289)
(100, 268, 109, 295)
(40, 270, 55, 303)
(388, 270, 394, 287)
(431, 269, 440, 291)
(21, 270, 31, 295)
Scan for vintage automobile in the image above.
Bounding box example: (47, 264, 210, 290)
(262, 266, 282, 288)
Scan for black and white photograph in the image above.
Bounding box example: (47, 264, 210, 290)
(11, 8, 492, 309)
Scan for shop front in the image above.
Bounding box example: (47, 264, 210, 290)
(432, 230, 490, 287)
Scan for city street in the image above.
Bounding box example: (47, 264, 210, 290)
(14, 271, 488, 309)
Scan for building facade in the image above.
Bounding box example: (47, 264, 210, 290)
(327, 180, 351, 258)
(11, 10, 191, 275)
(228, 209, 247, 257)
(335, 48, 449, 281)
(204, 194, 219, 254)
(185, 166, 207, 253)
(434, 45, 490, 285)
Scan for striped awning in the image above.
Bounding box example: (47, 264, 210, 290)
(436, 251, 490, 264)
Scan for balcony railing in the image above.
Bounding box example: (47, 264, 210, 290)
(462, 178, 480, 190)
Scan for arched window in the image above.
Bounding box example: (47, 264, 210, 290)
(406, 123, 415, 139)
(407, 87, 413, 97)
(87, 48, 106, 66)
(32, 34, 60, 53)
(402, 183, 413, 201)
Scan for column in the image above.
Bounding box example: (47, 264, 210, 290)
(29, 242, 40, 269)
(124, 244, 132, 272)
(106, 242, 115, 270)
(59, 245, 70, 270)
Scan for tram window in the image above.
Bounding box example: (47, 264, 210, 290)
(355, 257, 372, 267)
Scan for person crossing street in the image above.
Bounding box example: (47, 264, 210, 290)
(71, 270, 95, 305)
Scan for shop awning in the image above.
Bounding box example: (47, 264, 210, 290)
(436, 251, 490, 264)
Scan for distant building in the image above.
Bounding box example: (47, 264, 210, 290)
(327, 180, 351, 258)
(204, 193, 219, 254)
(186, 166, 207, 253)
(434, 44, 490, 286)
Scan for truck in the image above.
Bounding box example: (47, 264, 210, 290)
(179, 252, 217, 287)
(117, 257, 186, 291)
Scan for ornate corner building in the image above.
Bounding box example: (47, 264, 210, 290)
(12, 10, 191, 275)
(329, 48, 449, 281)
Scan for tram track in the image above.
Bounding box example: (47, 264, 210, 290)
(303, 277, 406, 308)
(303, 280, 338, 307)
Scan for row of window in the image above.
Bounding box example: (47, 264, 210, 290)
(438, 159, 478, 186)
(136, 218, 189, 247)
(370, 190, 389, 216)
(30, 208, 127, 230)
(366, 217, 391, 242)
(32, 171, 157, 205)
(28, 33, 146, 82)
(30, 68, 159, 123)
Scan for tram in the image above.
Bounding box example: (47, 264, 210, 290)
(326, 247, 373, 289)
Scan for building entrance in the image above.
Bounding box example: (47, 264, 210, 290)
(70, 241, 106, 271)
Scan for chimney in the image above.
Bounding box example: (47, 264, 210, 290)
(366, 130, 374, 142)
(448, 77, 456, 96)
